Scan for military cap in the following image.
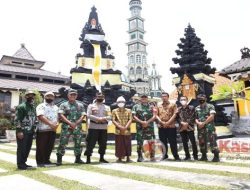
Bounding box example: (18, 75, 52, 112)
(44, 91, 55, 97)
(140, 94, 148, 98)
(68, 89, 78, 95)
(197, 94, 206, 99)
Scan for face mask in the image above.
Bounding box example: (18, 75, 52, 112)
(118, 103, 125, 108)
(45, 99, 53, 104)
(26, 97, 34, 104)
(199, 99, 205, 104)
(180, 100, 187, 106)
(96, 99, 104, 103)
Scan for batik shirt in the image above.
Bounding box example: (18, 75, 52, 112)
(112, 108, 132, 135)
(157, 101, 177, 128)
(195, 103, 216, 132)
(177, 105, 195, 131)
(36, 102, 59, 132)
(58, 101, 85, 129)
(14, 102, 36, 134)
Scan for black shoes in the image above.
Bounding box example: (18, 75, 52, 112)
(161, 154, 168, 161)
(212, 152, 220, 162)
(56, 155, 62, 166)
(184, 156, 191, 161)
(86, 156, 91, 164)
(199, 153, 208, 161)
(75, 155, 85, 164)
(137, 152, 144, 162)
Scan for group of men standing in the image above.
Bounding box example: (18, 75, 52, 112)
(14, 89, 220, 170)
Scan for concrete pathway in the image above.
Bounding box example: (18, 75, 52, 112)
(0, 174, 57, 190)
(96, 163, 250, 189)
(44, 168, 181, 190)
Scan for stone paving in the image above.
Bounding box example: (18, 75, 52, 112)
(0, 174, 57, 190)
(44, 168, 181, 190)
(96, 163, 250, 189)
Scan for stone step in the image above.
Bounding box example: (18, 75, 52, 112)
(44, 168, 181, 190)
(96, 163, 250, 189)
(0, 174, 57, 190)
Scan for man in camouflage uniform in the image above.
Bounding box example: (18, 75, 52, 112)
(195, 94, 220, 162)
(132, 94, 156, 162)
(56, 89, 86, 165)
(15, 90, 37, 170)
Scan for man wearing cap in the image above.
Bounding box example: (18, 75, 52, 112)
(14, 90, 37, 170)
(156, 92, 180, 161)
(56, 89, 86, 165)
(36, 91, 58, 167)
(84, 92, 111, 164)
(195, 94, 220, 162)
(112, 96, 133, 162)
(132, 94, 156, 162)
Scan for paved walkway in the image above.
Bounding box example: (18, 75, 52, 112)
(0, 174, 57, 190)
(44, 168, 181, 190)
(96, 163, 250, 189)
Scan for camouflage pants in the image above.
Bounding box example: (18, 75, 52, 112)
(57, 127, 83, 156)
(136, 126, 155, 153)
(198, 127, 219, 154)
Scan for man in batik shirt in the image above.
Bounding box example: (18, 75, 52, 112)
(177, 96, 198, 160)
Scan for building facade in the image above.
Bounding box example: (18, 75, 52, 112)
(0, 44, 70, 111)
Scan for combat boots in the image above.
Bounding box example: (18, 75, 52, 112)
(86, 156, 91, 164)
(199, 153, 208, 161)
(75, 155, 85, 164)
(212, 151, 220, 162)
(56, 154, 62, 166)
(99, 154, 109, 163)
(137, 152, 144, 162)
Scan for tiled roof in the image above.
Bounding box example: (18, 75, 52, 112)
(13, 44, 36, 61)
(221, 58, 250, 74)
(0, 78, 69, 93)
(0, 64, 69, 79)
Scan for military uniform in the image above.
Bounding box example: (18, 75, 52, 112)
(56, 101, 85, 157)
(195, 103, 219, 154)
(132, 103, 155, 154)
(14, 101, 37, 169)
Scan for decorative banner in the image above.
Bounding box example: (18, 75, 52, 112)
(92, 44, 102, 92)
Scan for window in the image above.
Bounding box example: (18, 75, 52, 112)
(130, 68, 134, 74)
(136, 55, 141, 64)
(0, 91, 11, 113)
(139, 34, 143, 40)
(130, 55, 134, 64)
(0, 73, 11, 78)
(136, 66, 142, 74)
(130, 34, 136, 40)
(142, 56, 146, 64)
(138, 20, 143, 29)
(16, 75, 27, 80)
(24, 63, 34, 67)
(130, 20, 136, 29)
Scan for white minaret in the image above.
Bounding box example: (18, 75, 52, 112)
(127, 0, 149, 95)
(149, 62, 162, 97)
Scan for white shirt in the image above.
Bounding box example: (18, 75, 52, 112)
(36, 102, 59, 132)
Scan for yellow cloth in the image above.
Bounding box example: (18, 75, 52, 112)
(92, 44, 102, 92)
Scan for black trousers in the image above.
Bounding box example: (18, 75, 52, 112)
(158, 128, 179, 159)
(180, 131, 198, 158)
(84, 129, 107, 157)
(16, 133, 33, 167)
(36, 131, 56, 164)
